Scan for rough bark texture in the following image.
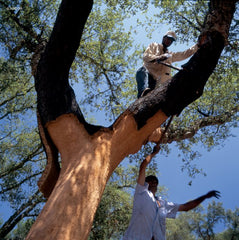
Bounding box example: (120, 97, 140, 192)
(35, 0, 99, 134)
(26, 0, 236, 239)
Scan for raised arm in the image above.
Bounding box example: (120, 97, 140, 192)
(178, 190, 221, 212)
(137, 145, 160, 186)
(172, 43, 199, 62)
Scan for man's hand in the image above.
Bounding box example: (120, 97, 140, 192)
(142, 145, 160, 166)
(205, 190, 221, 199)
(156, 53, 172, 63)
(197, 32, 211, 48)
(150, 53, 172, 63)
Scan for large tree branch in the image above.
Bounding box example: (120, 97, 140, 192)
(167, 110, 238, 143)
(128, 35, 223, 128)
(34, 0, 95, 198)
(35, 0, 96, 132)
(148, 106, 239, 144)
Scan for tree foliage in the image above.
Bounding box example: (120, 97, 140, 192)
(166, 203, 239, 240)
(74, 1, 140, 121)
(217, 208, 239, 240)
(0, 0, 238, 238)
(89, 172, 133, 239)
(166, 201, 238, 240)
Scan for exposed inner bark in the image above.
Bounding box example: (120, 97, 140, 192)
(27, 111, 168, 240)
(37, 111, 60, 198)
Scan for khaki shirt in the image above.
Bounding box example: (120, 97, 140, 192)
(143, 43, 198, 85)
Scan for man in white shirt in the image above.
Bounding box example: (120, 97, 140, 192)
(136, 31, 199, 98)
(123, 146, 220, 240)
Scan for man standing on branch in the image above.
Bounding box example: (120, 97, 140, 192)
(123, 146, 220, 240)
(136, 31, 199, 98)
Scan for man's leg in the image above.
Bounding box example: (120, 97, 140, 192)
(136, 66, 149, 98)
(148, 73, 157, 90)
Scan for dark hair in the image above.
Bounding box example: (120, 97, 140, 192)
(145, 175, 158, 184)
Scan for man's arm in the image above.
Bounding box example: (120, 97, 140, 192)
(178, 190, 221, 212)
(172, 43, 199, 62)
(137, 145, 160, 186)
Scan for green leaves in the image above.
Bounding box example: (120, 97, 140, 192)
(166, 201, 232, 240)
(0, 0, 59, 59)
(75, 1, 138, 122)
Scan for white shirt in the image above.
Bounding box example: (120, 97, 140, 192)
(123, 183, 179, 240)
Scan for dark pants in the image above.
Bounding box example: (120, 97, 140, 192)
(136, 66, 156, 98)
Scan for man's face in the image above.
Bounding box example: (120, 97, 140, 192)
(162, 36, 174, 47)
(147, 180, 158, 194)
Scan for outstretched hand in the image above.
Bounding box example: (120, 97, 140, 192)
(206, 190, 221, 199)
(142, 145, 161, 166)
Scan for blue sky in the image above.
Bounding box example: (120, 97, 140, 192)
(157, 128, 239, 233)
(158, 128, 239, 210)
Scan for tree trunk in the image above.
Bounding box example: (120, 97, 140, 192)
(26, 0, 236, 239)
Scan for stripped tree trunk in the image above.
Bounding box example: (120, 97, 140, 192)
(26, 0, 236, 239)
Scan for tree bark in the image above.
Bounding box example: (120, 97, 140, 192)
(26, 0, 236, 239)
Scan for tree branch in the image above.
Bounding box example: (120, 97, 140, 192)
(0, 190, 44, 239)
(0, 144, 43, 178)
(35, 0, 98, 133)
(177, 12, 202, 32)
(165, 108, 238, 144)
(0, 172, 41, 194)
(0, 0, 38, 40)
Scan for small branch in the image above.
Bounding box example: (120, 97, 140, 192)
(177, 12, 202, 32)
(165, 109, 238, 144)
(197, 108, 210, 117)
(0, 172, 41, 194)
(0, 0, 38, 40)
(0, 144, 43, 178)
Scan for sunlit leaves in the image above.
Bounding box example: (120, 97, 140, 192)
(0, 0, 59, 59)
(75, 1, 139, 122)
(166, 201, 227, 239)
